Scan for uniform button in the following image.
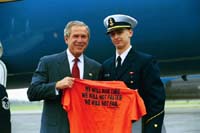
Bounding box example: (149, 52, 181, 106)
(130, 81, 134, 84)
(154, 124, 158, 128)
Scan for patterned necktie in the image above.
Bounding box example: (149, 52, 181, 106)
(72, 58, 80, 78)
(116, 56, 122, 70)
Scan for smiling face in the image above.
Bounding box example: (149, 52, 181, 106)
(65, 25, 89, 57)
(109, 28, 133, 54)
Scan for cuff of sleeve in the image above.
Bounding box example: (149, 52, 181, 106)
(55, 88, 59, 95)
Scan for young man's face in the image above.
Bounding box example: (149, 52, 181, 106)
(109, 28, 133, 51)
(65, 25, 89, 57)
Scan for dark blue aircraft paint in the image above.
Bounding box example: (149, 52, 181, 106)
(0, 0, 200, 76)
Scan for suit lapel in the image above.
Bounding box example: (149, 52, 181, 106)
(110, 56, 118, 80)
(83, 56, 94, 79)
(57, 51, 71, 79)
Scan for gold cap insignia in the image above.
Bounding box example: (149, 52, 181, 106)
(108, 18, 115, 27)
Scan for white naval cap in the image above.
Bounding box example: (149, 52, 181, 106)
(103, 14, 138, 33)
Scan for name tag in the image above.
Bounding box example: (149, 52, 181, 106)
(104, 73, 110, 77)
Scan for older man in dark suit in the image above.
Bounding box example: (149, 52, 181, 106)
(27, 21, 101, 133)
(99, 14, 165, 133)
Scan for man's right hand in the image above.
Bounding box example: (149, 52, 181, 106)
(56, 77, 75, 90)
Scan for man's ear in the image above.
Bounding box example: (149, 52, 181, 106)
(64, 36, 68, 43)
(129, 29, 133, 38)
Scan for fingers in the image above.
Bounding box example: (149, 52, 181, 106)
(56, 77, 75, 90)
(65, 77, 74, 88)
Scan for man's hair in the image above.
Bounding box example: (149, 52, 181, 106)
(64, 21, 90, 38)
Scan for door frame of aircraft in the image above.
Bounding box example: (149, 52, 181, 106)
(0, 60, 7, 87)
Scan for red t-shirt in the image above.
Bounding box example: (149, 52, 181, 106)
(62, 79, 146, 133)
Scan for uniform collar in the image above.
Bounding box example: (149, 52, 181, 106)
(116, 45, 132, 64)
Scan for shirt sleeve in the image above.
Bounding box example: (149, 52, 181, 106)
(55, 88, 59, 95)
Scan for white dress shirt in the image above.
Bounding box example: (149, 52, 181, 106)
(67, 49, 84, 79)
(115, 45, 132, 67)
(55, 49, 84, 95)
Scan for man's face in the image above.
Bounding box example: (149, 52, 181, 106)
(109, 28, 133, 50)
(65, 25, 89, 57)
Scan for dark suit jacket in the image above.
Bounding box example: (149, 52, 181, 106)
(99, 48, 165, 133)
(27, 51, 101, 133)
